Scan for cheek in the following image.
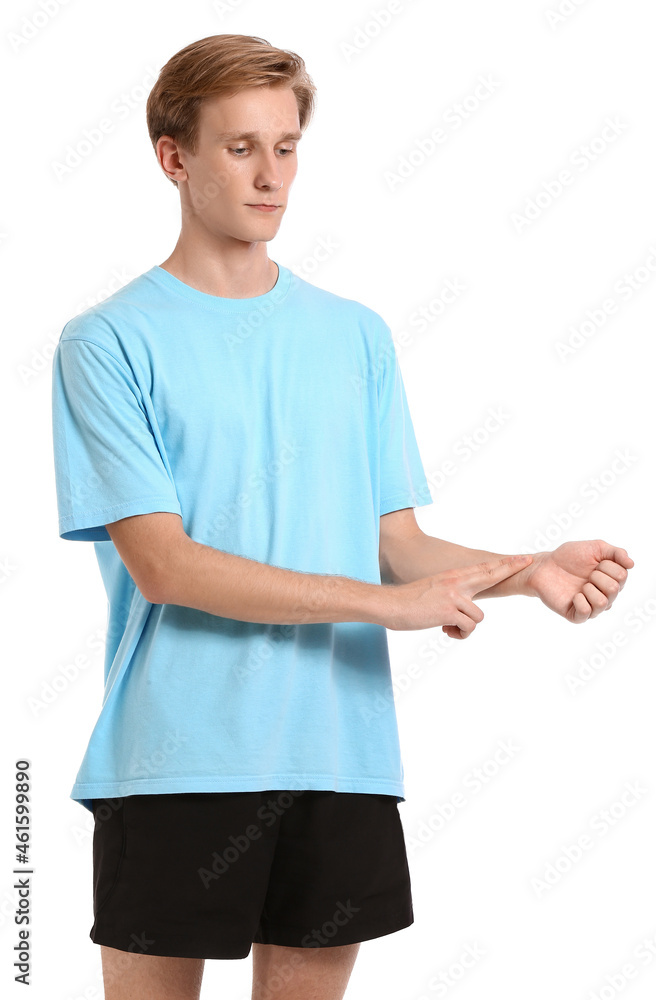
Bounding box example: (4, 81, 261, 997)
(196, 156, 242, 197)
(284, 159, 299, 182)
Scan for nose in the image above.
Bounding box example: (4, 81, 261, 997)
(254, 150, 285, 192)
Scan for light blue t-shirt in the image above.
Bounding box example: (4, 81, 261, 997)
(51, 261, 433, 813)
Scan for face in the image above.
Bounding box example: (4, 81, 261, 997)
(159, 85, 301, 246)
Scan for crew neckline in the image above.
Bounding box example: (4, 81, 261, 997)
(146, 260, 292, 312)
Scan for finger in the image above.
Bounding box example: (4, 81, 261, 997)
(569, 591, 592, 624)
(589, 569, 621, 602)
(580, 582, 611, 618)
(595, 559, 629, 591)
(595, 543, 634, 570)
(457, 599, 484, 625)
(464, 554, 533, 589)
(442, 622, 474, 640)
(443, 610, 479, 638)
(452, 610, 479, 636)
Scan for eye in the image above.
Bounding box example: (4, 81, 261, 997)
(228, 146, 295, 156)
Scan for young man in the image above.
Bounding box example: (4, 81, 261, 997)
(51, 33, 633, 1000)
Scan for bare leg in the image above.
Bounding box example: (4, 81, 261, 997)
(251, 942, 361, 1000)
(99, 944, 204, 1000)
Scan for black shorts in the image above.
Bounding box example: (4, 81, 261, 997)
(89, 789, 414, 960)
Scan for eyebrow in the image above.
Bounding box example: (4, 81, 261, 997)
(215, 130, 302, 142)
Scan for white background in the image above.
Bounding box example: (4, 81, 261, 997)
(2, 0, 655, 998)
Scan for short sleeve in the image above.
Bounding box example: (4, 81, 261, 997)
(52, 337, 182, 542)
(377, 326, 433, 516)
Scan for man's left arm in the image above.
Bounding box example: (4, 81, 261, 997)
(379, 508, 635, 624)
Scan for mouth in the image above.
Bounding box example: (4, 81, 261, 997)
(246, 203, 280, 210)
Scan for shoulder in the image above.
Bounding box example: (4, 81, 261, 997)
(289, 269, 391, 342)
(58, 268, 157, 364)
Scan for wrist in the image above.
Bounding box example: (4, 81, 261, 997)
(513, 551, 547, 597)
(307, 574, 396, 626)
(360, 580, 398, 627)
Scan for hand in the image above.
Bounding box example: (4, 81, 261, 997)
(384, 554, 533, 638)
(521, 540, 634, 623)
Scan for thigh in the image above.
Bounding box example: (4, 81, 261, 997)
(90, 792, 280, 960)
(100, 943, 204, 1000)
(253, 790, 413, 949)
(251, 942, 360, 1000)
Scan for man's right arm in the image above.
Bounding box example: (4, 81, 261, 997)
(105, 511, 391, 627)
(105, 511, 530, 636)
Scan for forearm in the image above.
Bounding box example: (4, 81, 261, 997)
(383, 532, 539, 598)
(158, 536, 392, 625)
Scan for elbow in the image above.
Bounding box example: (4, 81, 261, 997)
(141, 574, 168, 606)
(142, 557, 180, 606)
(143, 540, 188, 606)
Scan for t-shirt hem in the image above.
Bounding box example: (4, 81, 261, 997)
(59, 496, 182, 540)
(380, 486, 433, 516)
(71, 773, 406, 812)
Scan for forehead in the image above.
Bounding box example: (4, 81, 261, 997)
(198, 85, 301, 136)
